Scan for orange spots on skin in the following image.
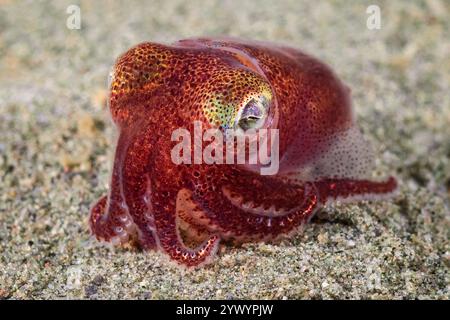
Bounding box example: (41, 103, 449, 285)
(90, 37, 397, 268)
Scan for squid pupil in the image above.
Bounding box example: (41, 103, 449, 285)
(238, 99, 263, 130)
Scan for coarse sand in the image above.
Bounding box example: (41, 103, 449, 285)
(0, 0, 449, 299)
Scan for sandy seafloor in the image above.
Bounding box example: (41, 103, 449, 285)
(0, 0, 449, 299)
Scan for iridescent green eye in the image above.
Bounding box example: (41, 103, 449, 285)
(201, 71, 273, 130)
(235, 96, 269, 131)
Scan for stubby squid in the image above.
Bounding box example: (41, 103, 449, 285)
(90, 37, 397, 267)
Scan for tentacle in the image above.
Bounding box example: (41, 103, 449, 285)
(119, 124, 220, 267)
(89, 131, 145, 247)
(187, 166, 319, 241)
(117, 123, 161, 251)
(176, 188, 213, 243)
(314, 176, 398, 205)
(153, 190, 221, 267)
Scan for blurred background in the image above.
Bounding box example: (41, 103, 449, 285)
(0, 0, 449, 299)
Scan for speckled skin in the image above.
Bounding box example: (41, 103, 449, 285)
(90, 37, 397, 267)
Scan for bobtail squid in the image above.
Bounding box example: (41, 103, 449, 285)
(90, 37, 397, 267)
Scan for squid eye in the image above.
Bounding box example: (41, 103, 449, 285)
(236, 97, 268, 131)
